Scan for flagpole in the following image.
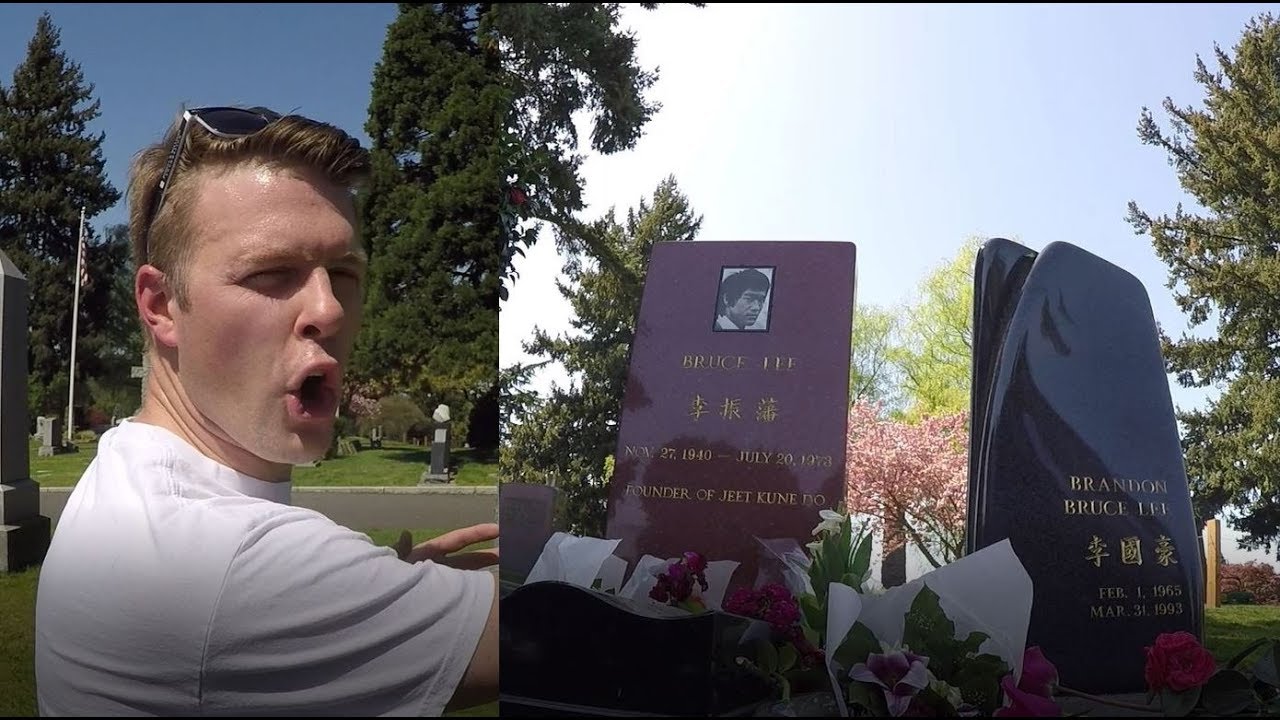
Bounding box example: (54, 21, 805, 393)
(66, 206, 85, 445)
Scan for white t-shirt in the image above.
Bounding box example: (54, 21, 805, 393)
(35, 419, 493, 716)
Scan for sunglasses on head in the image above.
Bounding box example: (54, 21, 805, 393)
(140, 106, 283, 264)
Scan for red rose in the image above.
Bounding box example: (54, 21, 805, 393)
(508, 187, 527, 206)
(1144, 631, 1217, 693)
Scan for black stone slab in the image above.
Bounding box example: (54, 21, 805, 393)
(968, 241, 1204, 695)
(966, 238, 1038, 555)
(499, 581, 775, 716)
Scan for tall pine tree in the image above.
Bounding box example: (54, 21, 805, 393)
(501, 177, 701, 535)
(0, 12, 120, 425)
(354, 3, 503, 453)
(1127, 13, 1280, 557)
(75, 223, 143, 421)
(486, 3, 703, 296)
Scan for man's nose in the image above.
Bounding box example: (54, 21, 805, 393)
(296, 268, 346, 340)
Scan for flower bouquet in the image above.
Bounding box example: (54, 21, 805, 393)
(712, 510, 1039, 716)
(643, 510, 1280, 717)
(511, 511, 1278, 717)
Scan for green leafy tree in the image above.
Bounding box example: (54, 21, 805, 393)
(499, 360, 548, 446)
(849, 304, 906, 414)
(486, 2, 703, 296)
(501, 176, 701, 535)
(0, 13, 120, 426)
(360, 394, 428, 443)
(897, 238, 980, 422)
(354, 3, 503, 452)
(1126, 13, 1280, 556)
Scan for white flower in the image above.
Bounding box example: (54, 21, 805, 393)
(811, 509, 845, 537)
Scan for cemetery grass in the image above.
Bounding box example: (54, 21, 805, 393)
(29, 438, 498, 487)
(1204, 604, 1280, 664)
(0, 528, 497, 718)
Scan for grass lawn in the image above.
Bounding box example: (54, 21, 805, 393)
(30, 438, 496, 487)
(1, 528, 497, 718)
(1204, 604, 1280, 664)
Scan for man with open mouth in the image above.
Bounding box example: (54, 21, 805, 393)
(34, 106, 498, 716)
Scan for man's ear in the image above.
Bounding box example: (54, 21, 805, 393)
(136, 265, 179, 348)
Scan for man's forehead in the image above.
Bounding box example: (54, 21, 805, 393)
(188, 165, 360, 257)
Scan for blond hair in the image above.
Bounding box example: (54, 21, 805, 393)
(127, 107, 371, 310)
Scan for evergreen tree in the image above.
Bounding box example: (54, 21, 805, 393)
(501, 176, 701, 535)
(75, 224, 143, 420)
(354, 3, 503, 453)
(0, 12, 120, 425)
(486, 3, 703, 295)
(1127, 13, 1280, 556)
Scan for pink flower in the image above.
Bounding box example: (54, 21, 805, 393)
(994, 674, 1061, 717)
(1019, 646, 1059, 697)
(649, 553, 710, 606)
(724, 583, 799, 633)
(683, 551, 707, 574)
(763, 597, 800, 627)
(849, 647, 931, 716)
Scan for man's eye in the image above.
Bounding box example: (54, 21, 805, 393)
(245, 268, 295, 286)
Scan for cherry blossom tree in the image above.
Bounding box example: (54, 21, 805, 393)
(844, 399, 969, 568)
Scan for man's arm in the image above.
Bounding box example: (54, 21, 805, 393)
(444, 573, 499, 712)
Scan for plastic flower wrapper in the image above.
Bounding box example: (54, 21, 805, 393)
(754, 536, 817, 598)
(741, 511, 1038, 717)
(853, 539, 1032, 682)
(595, 553, 629, 595)
(523, 531, 622, 590)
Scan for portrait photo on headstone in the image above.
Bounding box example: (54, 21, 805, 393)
(712, 266, 774, 332)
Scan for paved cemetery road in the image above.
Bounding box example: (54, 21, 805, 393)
(40, 486, 498, 532)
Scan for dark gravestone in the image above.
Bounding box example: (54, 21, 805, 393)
(1, 250, 52, 572)
(967, 240, 1204, 695)
(499, 581, 774, 716)
(498, 482, 558, 586)
(605, 241, 856, 591)
(967, 238, 1038, 556)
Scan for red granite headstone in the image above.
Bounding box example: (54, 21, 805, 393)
(605, 240, 856, 590)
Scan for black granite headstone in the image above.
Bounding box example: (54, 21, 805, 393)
(967, 238, 1038, 555)
(967, 240, 1204, 695)
(500, 582, 774, 716)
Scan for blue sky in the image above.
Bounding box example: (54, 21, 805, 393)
(0, 3, 398, 233)
(497, 4, 1279, 564)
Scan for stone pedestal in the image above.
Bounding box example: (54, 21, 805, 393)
(419, 425, 452, 484)
(1, 483, 52, 571)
